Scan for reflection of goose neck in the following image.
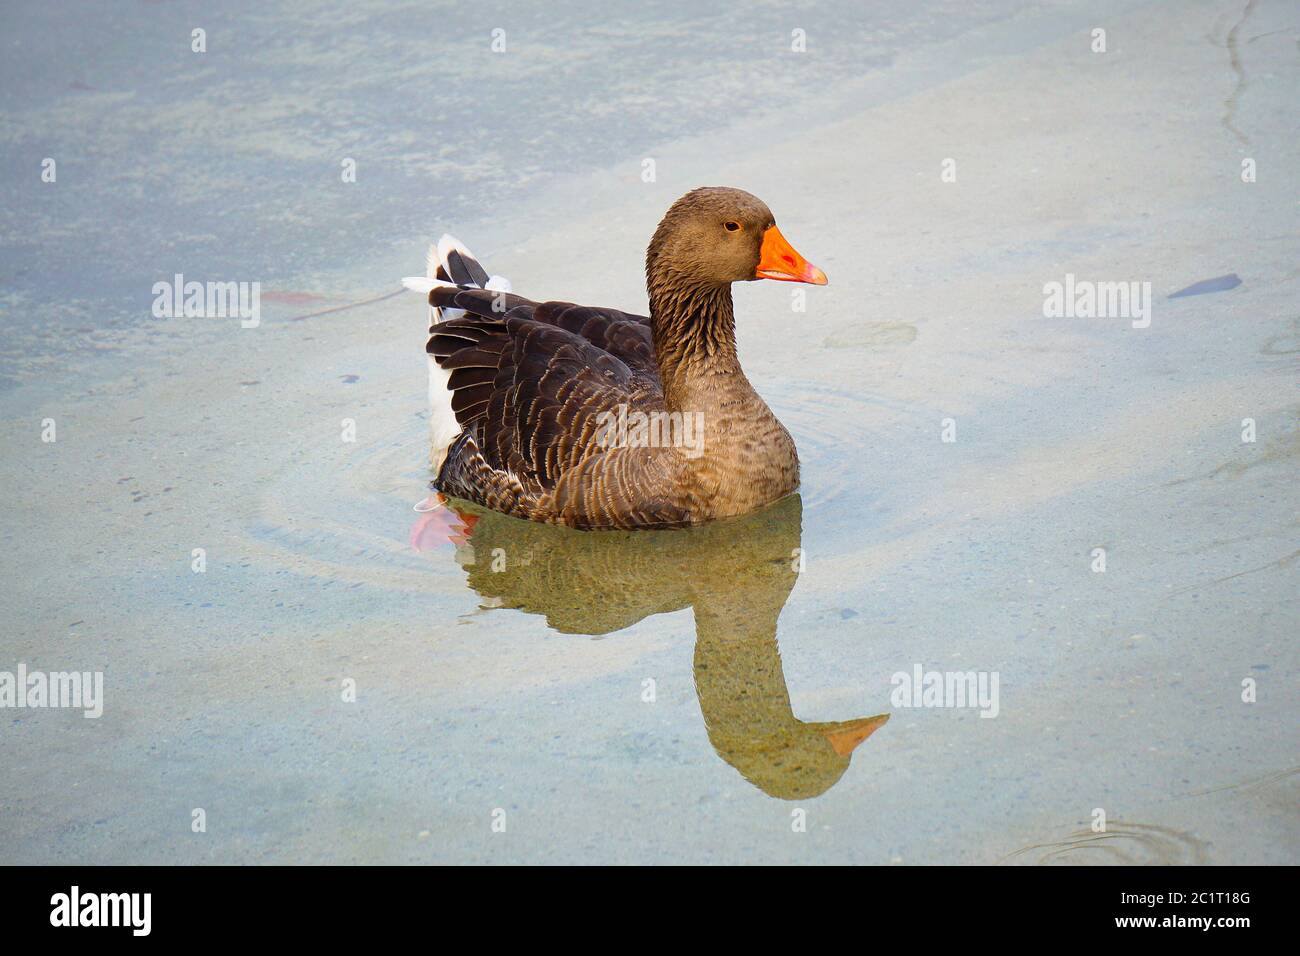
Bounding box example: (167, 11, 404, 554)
(690, 556, 889, 801)
(692, 594, 794, 736)
(690, 565, 846, 801)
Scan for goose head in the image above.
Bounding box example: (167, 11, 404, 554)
(645, 186, 828, 294)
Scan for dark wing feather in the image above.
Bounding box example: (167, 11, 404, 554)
(428, 287, 656, 376)
(426, 286, 665, 518)
(530, 301, 656, 375)
(443, 248, 491, 288)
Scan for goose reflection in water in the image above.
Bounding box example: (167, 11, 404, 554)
(412, 493, 888, 800)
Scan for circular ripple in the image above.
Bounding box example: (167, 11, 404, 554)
(765, 379, 931, 515)
(240, 380, 910, 586)
(1001, 822, 1210, 866)
(241, 411, 443, 592)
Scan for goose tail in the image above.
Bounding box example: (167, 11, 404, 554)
(404, 235, 512, 475)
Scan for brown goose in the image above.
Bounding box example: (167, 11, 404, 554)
(403, 186, 827, 530)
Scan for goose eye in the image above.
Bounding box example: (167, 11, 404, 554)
(724, 221, 741, 232)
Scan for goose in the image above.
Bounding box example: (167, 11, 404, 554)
(403, 186, 827, 531)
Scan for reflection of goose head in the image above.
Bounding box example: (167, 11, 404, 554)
(415, 493, 888, 799)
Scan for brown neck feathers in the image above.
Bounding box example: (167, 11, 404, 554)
(646, 267, 742, 410)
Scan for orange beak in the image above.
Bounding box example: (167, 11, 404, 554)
(821, 713, 889, 757)
(755, 225, 828, 285)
